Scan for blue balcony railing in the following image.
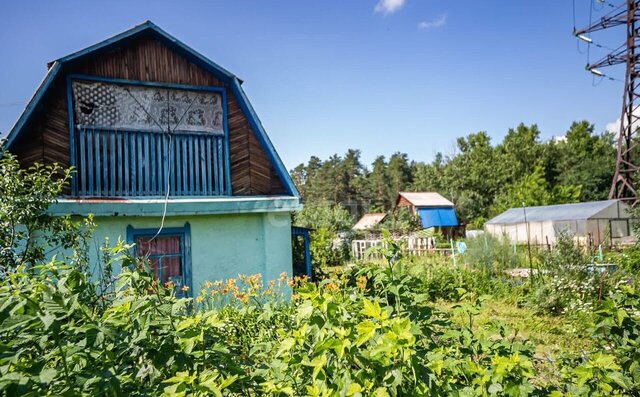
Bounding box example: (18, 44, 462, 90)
(74, 129, 227, 197)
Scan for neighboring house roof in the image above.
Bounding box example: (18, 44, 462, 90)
(397, 192, 454, 207)
(486, 200, 627, 225)
(3, 20, 299, 197)
(353, 213, 387, 230)
(417, 207, 458, 229)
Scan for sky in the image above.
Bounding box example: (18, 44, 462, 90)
(0, 0, 627, 170)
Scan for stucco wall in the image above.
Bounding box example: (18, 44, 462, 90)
(85, 212, 293, 293)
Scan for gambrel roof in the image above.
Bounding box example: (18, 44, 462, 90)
(3, 21, 298, 197)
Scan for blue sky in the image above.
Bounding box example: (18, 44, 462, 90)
(0, 0, 625, 170)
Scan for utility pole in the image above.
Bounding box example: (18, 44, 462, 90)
(575, 0, 640, 206)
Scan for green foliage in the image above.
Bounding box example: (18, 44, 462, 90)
(604, 245, 640, 272)
(378, 207, 421, 232)
(0, 153, 94, 275)
(462, 234, 524, 272)
(294, 201, 353, 267)
(291, 120, 615, 227)
(491, 165, 581, 217)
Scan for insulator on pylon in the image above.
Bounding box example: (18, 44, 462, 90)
(589, 68, 605, 77)
(578, 34, 593, 43)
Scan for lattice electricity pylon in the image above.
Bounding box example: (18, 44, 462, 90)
(575, 0, 640, 205)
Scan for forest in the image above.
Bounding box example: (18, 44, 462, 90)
(290, 121, 616, 228)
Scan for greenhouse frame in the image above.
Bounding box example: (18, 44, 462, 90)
(485, 200, 635, 247)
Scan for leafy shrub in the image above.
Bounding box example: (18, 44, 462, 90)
(462, 233, 524, 272)
(0, 153, 94, 276)
(604, 245, 640, 272)
(294, 201, 353, 267)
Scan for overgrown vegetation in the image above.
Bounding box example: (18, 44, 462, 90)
(3, 231, 640, 395)
(1, 155, 640, 396)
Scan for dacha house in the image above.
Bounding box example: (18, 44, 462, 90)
(395, 192, 460, 236)
(2, 21, 302, 294)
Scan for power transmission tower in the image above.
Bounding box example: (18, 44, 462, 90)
(575, 0, 640, 205)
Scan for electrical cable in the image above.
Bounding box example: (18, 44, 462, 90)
(148, 90, 198, 242)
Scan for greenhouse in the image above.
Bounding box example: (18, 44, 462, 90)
(485, 200, 635, 247)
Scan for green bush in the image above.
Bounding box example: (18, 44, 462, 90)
(462, 233, 525, 272)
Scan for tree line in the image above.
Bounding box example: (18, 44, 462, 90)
(290, 121, 616, 228)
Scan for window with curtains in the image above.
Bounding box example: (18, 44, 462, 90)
(127, 224, 192, 296)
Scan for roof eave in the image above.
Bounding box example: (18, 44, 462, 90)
(229, 77, 300, 198)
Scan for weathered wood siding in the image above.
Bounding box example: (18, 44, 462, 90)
(396, 196, 416, 213)
(11, 35, 286, 196)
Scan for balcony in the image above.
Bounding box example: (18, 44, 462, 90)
(73, 128, 227, 197)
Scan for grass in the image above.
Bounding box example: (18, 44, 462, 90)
(434, 298, 594, 387)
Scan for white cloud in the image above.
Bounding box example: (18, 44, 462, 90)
(418, 14, 447, 29)
(604, 107, 640, 138)
(605, 118, 619, 135)
(374, 0, 406, 14)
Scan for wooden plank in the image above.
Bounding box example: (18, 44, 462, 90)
(102, 132, 108, 196)
(124, 131, 130, 195)
(110, 131, 116, 197)
(156, 133, 162, 195)
(117, 132, 123, 196)
(193, 135, 200, 195)
(144, 133, 150, 195)
(212, 136, 219, 195)
(95, 131, 102, 195)
(87, 130, 94, 195)
(150, 133, 156, 195)
(130, 132, 137, 195)
(164, 135, 171, 195)
(179, 136, 189, 196)
(217, 139, 224, 194)
(79, 129, 87, 195)
(176, 138, 182, 195)
(205, 136, 212, 195)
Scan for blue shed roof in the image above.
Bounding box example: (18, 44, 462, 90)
(486, 200, 623, 225)
(417, 207, 459, 229)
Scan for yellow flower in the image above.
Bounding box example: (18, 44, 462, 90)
(196, 296, 204, 303)
(181, 285, 190, 292)
(356, 275, 368, 291)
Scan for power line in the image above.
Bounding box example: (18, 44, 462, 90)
(574, 0, 640, 204)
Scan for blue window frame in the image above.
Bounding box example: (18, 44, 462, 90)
(66, 74, 232, 198)
(126, 223, 192, 297)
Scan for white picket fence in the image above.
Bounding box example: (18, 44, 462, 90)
(352, 236, 441, 260)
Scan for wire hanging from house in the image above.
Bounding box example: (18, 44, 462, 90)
(149, 89, 199, 242)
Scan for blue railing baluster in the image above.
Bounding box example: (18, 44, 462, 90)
(110, 132, 116, 197)
(79, 129, 87, 194)
(75, 130, 223, 198)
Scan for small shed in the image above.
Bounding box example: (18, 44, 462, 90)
(485, 200, 634, 246)
(353, 213, 387, 230)
(396, 192, 459, 230)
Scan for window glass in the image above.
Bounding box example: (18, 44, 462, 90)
(135, 234, 184, 286)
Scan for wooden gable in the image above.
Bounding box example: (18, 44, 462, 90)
(10, 33, 286, 196)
